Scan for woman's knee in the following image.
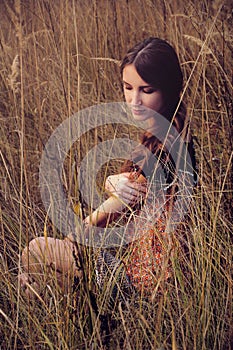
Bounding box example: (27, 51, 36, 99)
(21, 237, 48, 272)
(22, 237, 75, 272)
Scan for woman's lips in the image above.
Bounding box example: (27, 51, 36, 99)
(132, 108, 145, 115)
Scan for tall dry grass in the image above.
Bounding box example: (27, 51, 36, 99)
(0, 0, 232, 349)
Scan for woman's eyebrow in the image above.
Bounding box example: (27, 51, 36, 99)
(122, 80, 152, 88)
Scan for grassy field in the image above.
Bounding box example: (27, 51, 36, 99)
(0, 0, 232, 349)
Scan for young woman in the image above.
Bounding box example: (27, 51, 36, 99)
(20, 37, 196, 299)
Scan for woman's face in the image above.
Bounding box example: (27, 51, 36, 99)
(122, 64, 164, 126)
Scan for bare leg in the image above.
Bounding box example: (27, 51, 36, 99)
(20, 237, 80, 296)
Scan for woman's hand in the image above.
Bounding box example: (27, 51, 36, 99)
(105, 172, 147, 204)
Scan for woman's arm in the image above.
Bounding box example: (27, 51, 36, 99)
(67, 173, 147, 242)
(84, 195, 128, 227)
(85, 173, 147, 227)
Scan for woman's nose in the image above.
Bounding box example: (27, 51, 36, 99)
(131, 90, 141, 105)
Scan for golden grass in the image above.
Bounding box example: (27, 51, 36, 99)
(0, 0, 232, 349)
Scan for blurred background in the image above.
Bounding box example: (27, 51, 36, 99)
(0, 1, 232, 349)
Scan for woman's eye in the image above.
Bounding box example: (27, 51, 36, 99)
(124, 85, 132, 90)
(143, 88, 156, 94)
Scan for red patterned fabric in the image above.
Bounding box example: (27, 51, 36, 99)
(123, 207, 173, 295)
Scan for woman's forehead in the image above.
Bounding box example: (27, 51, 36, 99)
(122, 64, 150, 86)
